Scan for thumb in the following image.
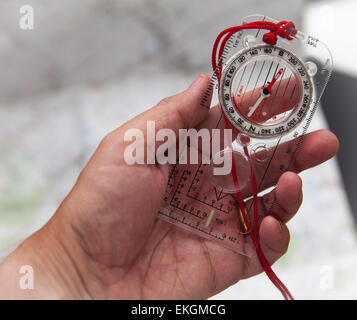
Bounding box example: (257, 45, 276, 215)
(122, 74, 211, 134)
(97, 74, 212, 169)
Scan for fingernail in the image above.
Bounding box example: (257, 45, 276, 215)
(189, 75, 203, 89)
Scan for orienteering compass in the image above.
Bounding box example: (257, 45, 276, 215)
(219, 44, 313, 138)
(159, 14, 333, 300)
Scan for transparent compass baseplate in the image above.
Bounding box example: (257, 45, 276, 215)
(158, 14, 333, 257)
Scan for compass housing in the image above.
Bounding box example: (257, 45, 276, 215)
(219, 45, 313, 138)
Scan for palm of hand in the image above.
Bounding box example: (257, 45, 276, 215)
(68, 134, 251, 299)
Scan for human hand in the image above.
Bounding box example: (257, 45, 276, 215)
(0, 74, 339, 299)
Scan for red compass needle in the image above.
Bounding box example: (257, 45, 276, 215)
(265, 67, 284, 92)
(247, 68, 284, 118)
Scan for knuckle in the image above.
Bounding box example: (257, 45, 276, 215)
(101, 130, 116, 147)
(158, 95, 175, 107)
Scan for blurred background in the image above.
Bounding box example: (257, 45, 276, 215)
(0, 0, 356, 299)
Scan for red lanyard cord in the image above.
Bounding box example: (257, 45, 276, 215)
(212, 20, 296, 300)
(213, 21, 296, 81)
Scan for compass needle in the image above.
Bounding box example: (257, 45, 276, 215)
(247, 89, 269, 117)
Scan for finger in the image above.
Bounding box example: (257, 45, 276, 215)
(237, 172, 301, 234)
(196, 125, 338, 199)
(259, 216, 290, 265)
(241, 215, 290, 278)
(233, 76, 300, 122)
(249, 129, 339, 195)
(100, 74, 212, 167)
(292, 129, 339, 172)
(198, 75, 300, 132)
(195, 105, 238, 154)
(121, 74, 212, 135)
(198, 104, 338, 173)
(262, 171, 303, 223)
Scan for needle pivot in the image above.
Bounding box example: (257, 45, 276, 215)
(263, 88, 270, 95)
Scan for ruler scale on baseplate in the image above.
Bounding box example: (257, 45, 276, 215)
(158, 14, 333, 258)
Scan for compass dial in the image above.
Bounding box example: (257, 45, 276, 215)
(219, 45, 313, 138)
